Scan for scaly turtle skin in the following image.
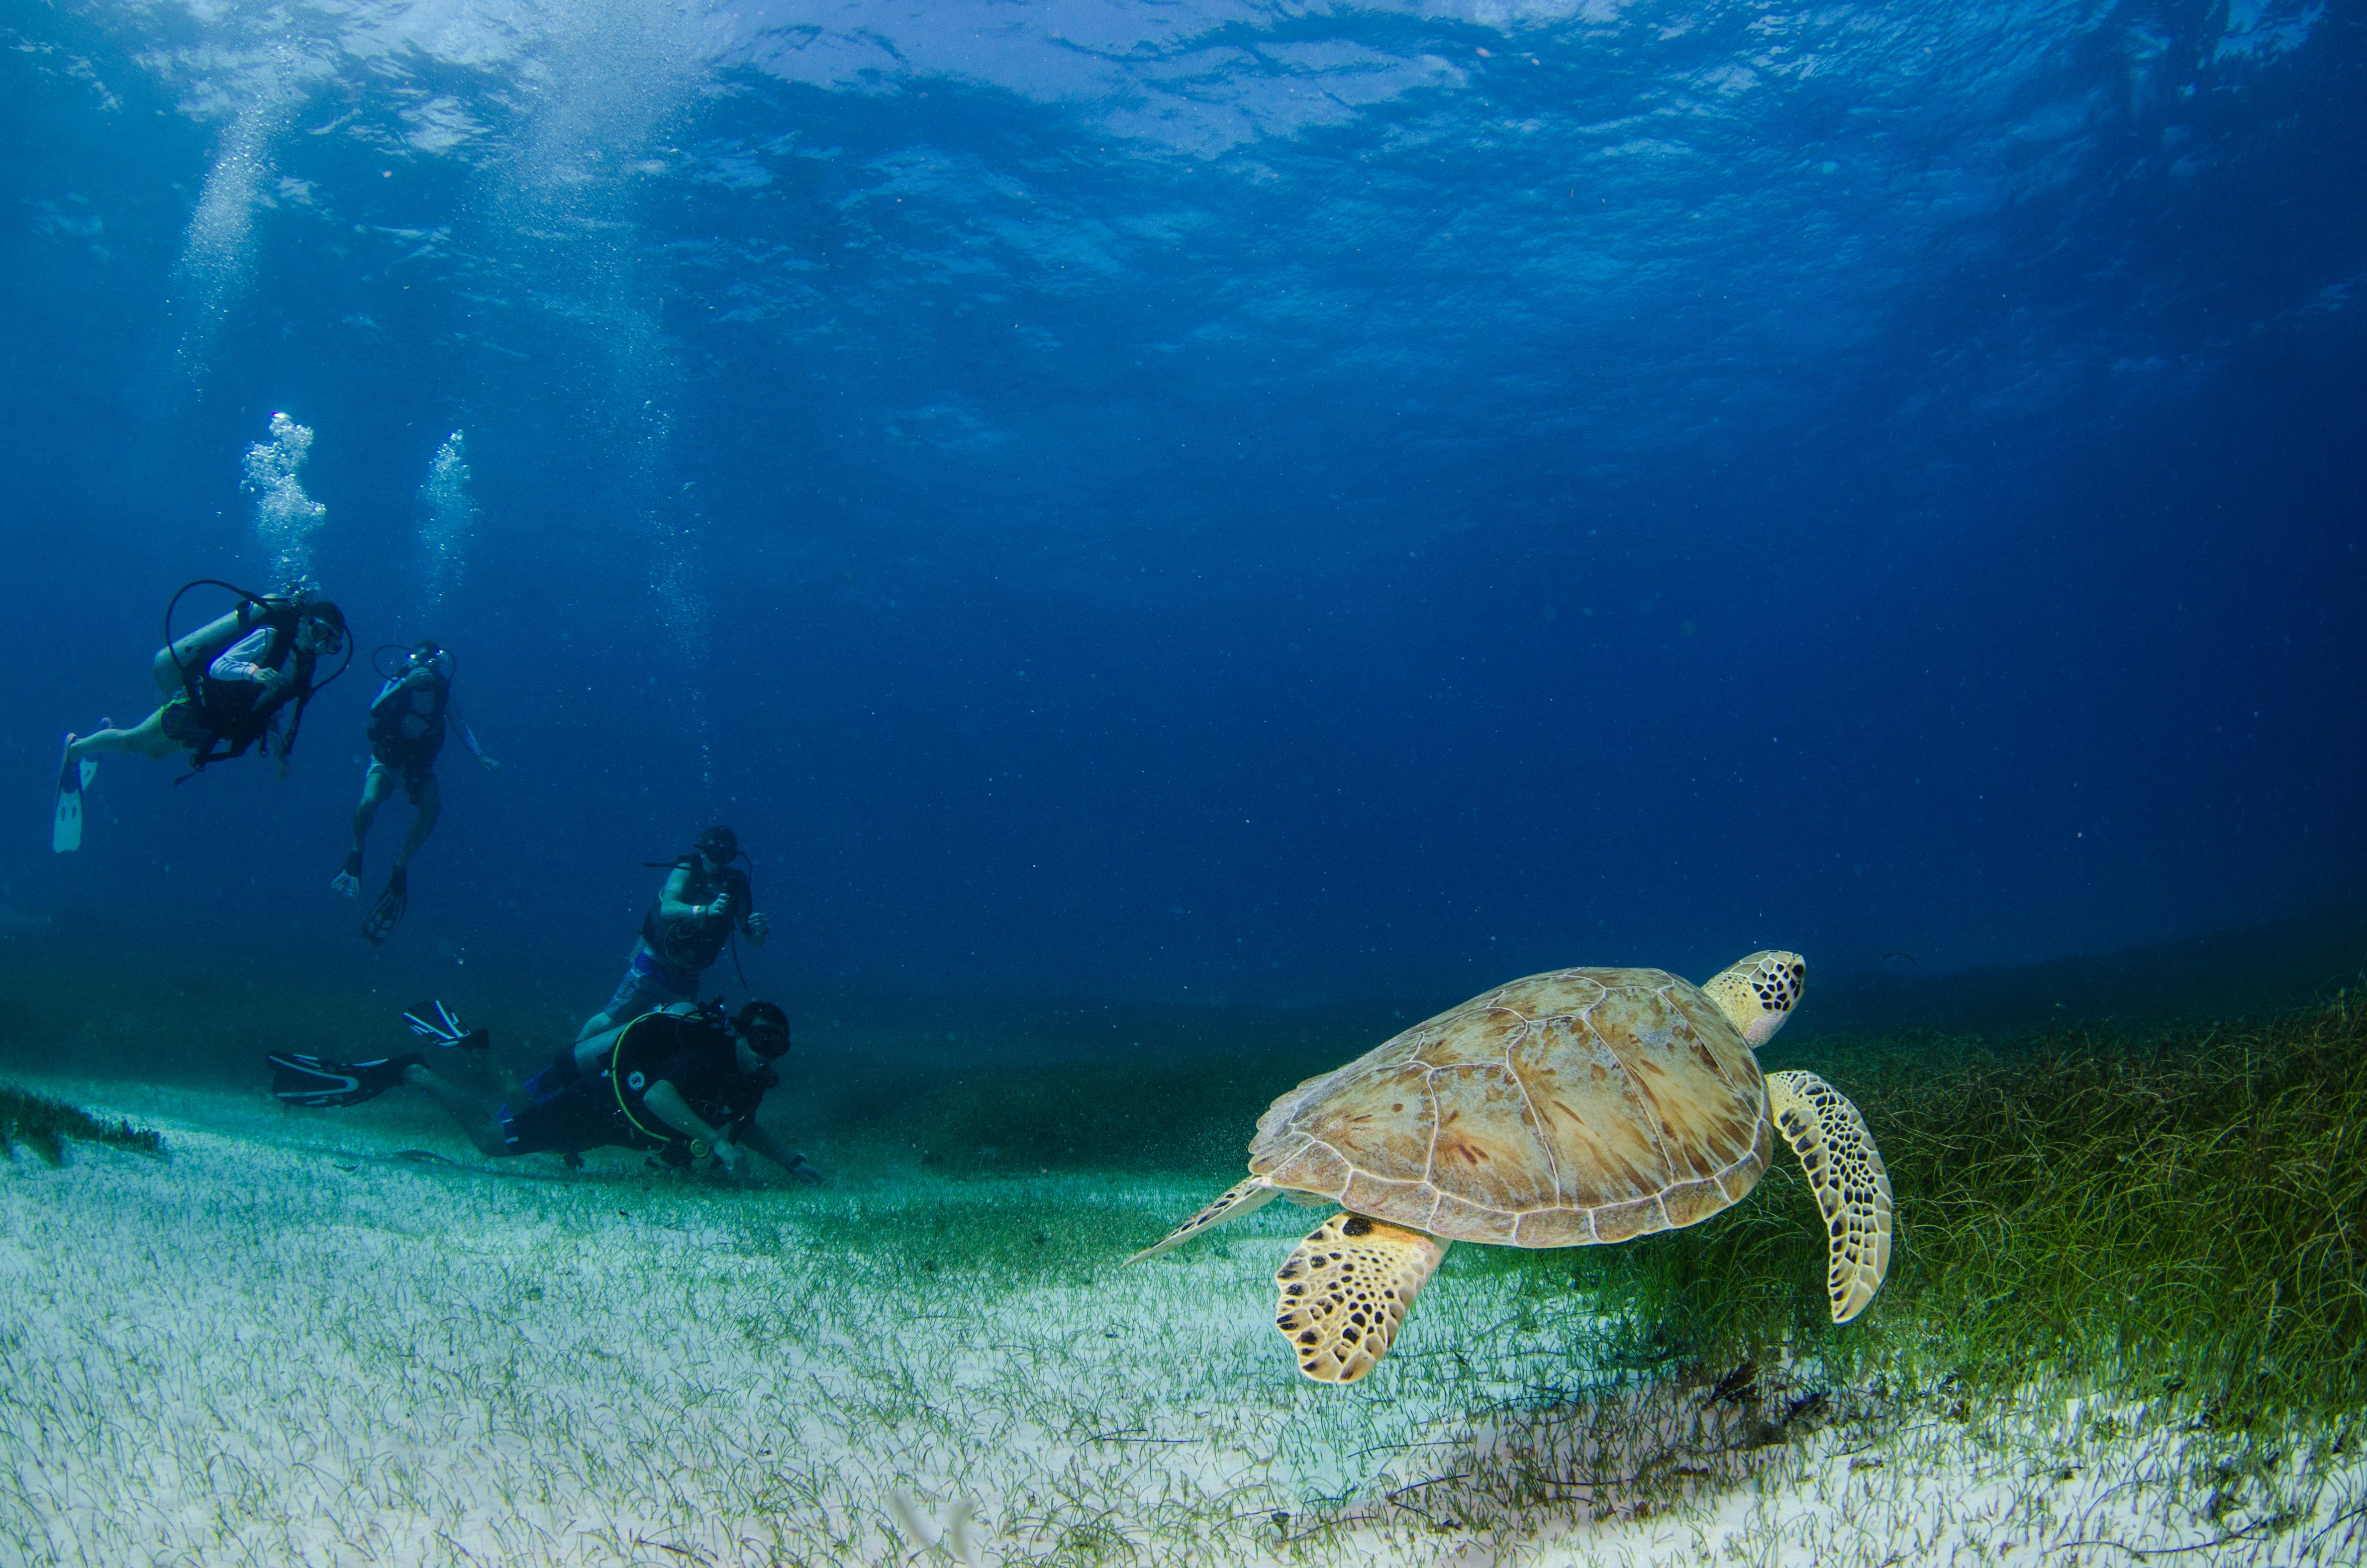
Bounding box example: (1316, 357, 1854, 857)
(1130, 952, 1891, 1383)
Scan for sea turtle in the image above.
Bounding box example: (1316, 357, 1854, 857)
(1130, 952, 1891, 1384)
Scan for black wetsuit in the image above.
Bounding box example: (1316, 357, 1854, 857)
(498, 1011, 775, 1160)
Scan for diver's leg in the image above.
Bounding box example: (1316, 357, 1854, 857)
(569, 1018, 627, 1075)
(351, 763, 394, 849)
(575, 946, 694, 1043)
(70, 710, 178, 763)
(577, 949, 647, 1042)
(394, 770, 441, 869)
(334, 765, 394, 895)
(402, 1063, 508, 1157)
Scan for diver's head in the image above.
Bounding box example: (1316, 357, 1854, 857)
(412, 639, 442, 665)
(733, 999, 790, 1061)
(695, 824, 739, 867)
(303, 601, 348, 656)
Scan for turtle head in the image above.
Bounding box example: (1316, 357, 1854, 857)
(1705, 951, 1806, 1048)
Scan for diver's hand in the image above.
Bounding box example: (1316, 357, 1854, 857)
(744, 911, 770, 944)
(709, 1140, 743, 1176)
(704, 892, 730, 921)
(787, 1154, 822, 1185)
(476, 754, 501, 774)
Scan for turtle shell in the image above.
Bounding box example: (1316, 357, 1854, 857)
(1248, 968, 1773, 1248)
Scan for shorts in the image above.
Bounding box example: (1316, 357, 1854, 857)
(496, 1068, 623, 1158)
(600, 941, 698, 1022)
(158, 692, 208, 748)
(367, 750, 436, 801)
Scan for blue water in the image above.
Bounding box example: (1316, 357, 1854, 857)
(4, 0, 2362, 1019)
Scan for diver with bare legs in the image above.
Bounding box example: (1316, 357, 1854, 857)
(55, 584, 348, 852)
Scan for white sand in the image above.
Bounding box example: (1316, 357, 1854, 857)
(3, 1078, 2361, 1567)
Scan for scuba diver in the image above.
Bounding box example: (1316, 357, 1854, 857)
(267, 998, 821, 1181)
(332, 639, 500, 944)
(576, 824, 771, 1042)
(55, 583, 349, 853)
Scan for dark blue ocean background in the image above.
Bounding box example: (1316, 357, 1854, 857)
(4, 0, 2363, 1054)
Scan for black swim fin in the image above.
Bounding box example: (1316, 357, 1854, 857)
(268, 1052, 423, 1109)
(361, 865, 407, 945)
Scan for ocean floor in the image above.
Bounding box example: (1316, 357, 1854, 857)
(3, 1077, 2363, 1568)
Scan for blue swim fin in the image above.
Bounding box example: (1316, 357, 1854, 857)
(52, 732, 97, 854)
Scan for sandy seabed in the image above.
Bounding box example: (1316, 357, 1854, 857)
(2, 1078, 2362, 1568)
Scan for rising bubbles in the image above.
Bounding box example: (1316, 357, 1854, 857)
(421, 430, 477, 609)
(243, 412, 326, 587)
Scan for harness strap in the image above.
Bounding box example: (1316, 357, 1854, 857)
(609, 1014, 682, 1150)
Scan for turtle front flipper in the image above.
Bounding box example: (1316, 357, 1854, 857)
(1128, 1177, 1279, 1263)
(1274, 1213, 1449, 1384)
(1767, 1070, 1893, 1322)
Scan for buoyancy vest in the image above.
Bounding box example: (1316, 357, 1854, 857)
(366, 668, 451, 766)
(640, 859, 751, 974)
(183, 606, 317, 773)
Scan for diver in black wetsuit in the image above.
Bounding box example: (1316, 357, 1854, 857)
(332, 640, 499, 943)
(268, 999, 821, 1181)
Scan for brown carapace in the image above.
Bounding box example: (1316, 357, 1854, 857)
(1130, 952, 1892, 1384)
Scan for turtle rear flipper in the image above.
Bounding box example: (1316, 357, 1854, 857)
(1768, 1069, 1892, 1321)
(1128, 1177, 1277, 1262)
(1274, 1212, 1449, 1384)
